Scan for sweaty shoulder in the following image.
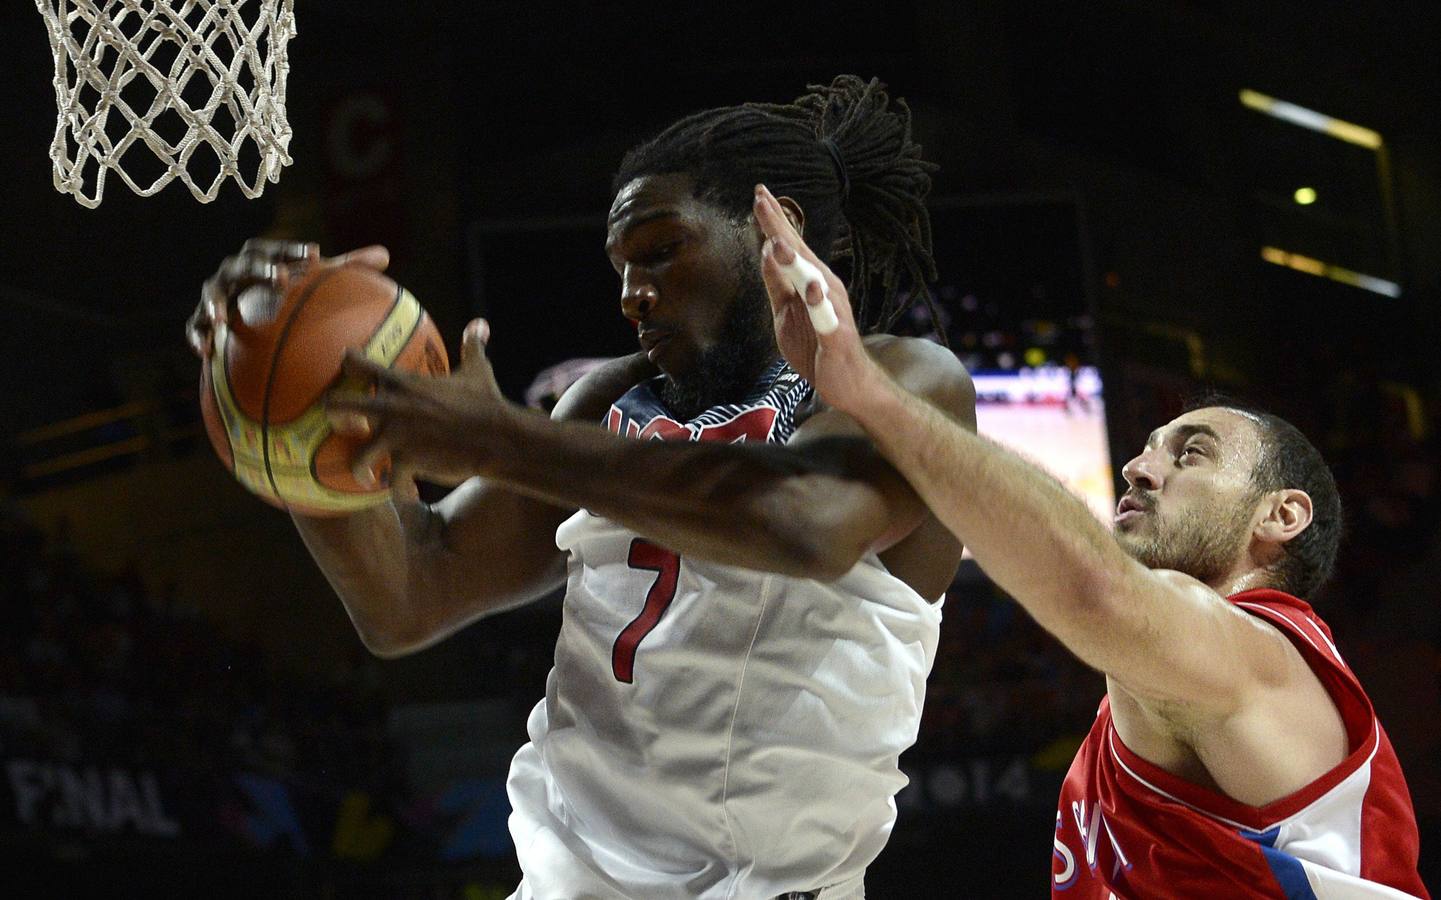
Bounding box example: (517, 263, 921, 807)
(863, 335, 976, 425)
(550, 353, 658, 424)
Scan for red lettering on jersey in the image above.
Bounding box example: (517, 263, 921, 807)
(613, 540, 681, 683)
(609, 404, 782, 444)
(605, 407, 647, 438)
(639, 417, 690, 441)
(697, 407, 778, 443)
(1056, 796, 1134, 889)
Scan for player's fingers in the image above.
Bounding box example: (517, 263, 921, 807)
(325, 360, 405, 421)
(241, 238, 316, 262)
(753, 184, 812, 259)
(325, 403, 373, 438)
(754, 183, 845, 292)
(765, 234, 818, 302)
(759, 238, 817, 325)
(765, 233, 848, 337)
(388, 460, 420, 500)
(202, 280, 225, 326)
(459, 318, 491, 369)
(759, 239, 793, 317)
(186, 297, 215, 357)
(186, 328, 209, 358)
(350, 432, 391, 489)
(324, 393, 380, 424)
(336, 245, 390, 272)
(752, 187, 794, 254)
(339, 349, 405, 388)
(215, 255, 281, 297)
(187, 275, 234, 359)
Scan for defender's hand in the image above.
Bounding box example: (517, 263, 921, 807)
(326, 319, 509, 489)
(187, 240, 390, 357)
(753, 184, 887, 415)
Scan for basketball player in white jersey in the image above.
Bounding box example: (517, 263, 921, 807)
(190, 76, 975, 898)
(753, 184, 1428, 897)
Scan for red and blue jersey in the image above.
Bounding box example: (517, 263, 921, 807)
(1053, 589, 1428, 898)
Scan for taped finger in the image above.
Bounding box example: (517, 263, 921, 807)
(776, 254, 839, 335)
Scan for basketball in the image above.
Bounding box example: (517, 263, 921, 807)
(200, 263, 449, 516)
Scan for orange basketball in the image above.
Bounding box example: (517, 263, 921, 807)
(200, 263, 449, 516)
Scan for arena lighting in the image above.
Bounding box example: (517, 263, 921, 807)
(1260, 246, 1402, 298)
(1293, 186, 1317, 205)
(1239, 89, 1383, 149)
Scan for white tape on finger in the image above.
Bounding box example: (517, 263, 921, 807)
(805, 294, 840, 334)
(778, 255, 840, 335)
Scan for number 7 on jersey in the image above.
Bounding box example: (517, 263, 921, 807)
(613, 539, 681, 683)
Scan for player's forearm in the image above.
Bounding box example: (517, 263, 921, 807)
(847, 375, 1136, 649)
(481, 406, 885, 577)
(292, 492, 531, 656)
(291, 500, 434, 656)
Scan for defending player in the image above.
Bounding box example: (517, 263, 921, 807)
(754, 185, 1429, 897)
(190, 77, 975, 898)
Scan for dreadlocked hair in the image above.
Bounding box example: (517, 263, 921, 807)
(613, 75, 941, 334)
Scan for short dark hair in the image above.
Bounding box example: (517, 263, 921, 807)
(613, 74, 940, 335)
(1185, 394, 1343, 598)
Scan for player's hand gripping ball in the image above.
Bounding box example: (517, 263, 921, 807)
(199, 261, 449, 515)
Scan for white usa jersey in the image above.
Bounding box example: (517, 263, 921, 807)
(506, 360, 943, 899)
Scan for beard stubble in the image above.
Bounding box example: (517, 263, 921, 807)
(1116, 495, 1257, 585)
(659, 254, 777, 421)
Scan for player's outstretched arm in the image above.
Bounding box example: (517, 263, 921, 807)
(329, 316, 972, 584)
(752, 184, 1299, 716)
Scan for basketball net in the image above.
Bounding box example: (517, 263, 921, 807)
(35, 0, 296, 208)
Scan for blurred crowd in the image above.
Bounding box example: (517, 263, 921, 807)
(0, 504, 399, 797)
(918, 574, 1103, 763)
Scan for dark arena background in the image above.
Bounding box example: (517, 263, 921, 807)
(1, 1, 1438, 896)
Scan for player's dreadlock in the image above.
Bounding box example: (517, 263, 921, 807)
(613, 75, 941, 334)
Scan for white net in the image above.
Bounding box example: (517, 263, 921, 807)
(35, 0, 296, 208)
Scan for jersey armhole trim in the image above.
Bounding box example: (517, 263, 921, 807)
(1107, 715, 1380, 831)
